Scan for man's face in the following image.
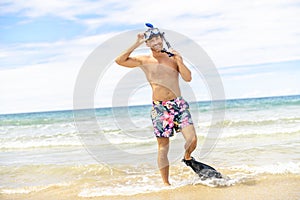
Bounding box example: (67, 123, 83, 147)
(146, 35, 163, 52)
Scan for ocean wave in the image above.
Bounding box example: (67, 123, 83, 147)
(0, 113, 74, 126)
(213, 117, 300, 128)
(229, 162, 300, 175)
(0, 137, 82, 150)
(2, 127, 298, 150)
(0, 129, 155, 150)
(223, 95, 300, 110)
(218, 129, 300, 139)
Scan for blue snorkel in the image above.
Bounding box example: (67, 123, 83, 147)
(145, 23, 174, 57)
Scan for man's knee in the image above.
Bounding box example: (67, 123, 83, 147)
(157, 138, 169, 151)
(158, 144, 169, 154)
(187, 135, 197, 145)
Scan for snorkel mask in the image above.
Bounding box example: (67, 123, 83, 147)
(144, 27, 161, 41)
(144, 23, 174, 57)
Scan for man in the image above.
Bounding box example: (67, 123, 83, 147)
(115, 27, 198, 186)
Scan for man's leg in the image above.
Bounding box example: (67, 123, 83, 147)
(156, 137, 171, 186)
(181, 125, 197, 160)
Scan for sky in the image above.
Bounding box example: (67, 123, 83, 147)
(0, 0, 300, 114)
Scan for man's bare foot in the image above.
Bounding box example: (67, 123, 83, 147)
(164, 182, 171, 186)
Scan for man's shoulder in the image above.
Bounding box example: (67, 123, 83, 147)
(135, 54, 154, 64)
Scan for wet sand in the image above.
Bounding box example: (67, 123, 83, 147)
(2, 174, 299, 200)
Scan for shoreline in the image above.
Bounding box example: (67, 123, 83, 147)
(2, 174, 299, 200)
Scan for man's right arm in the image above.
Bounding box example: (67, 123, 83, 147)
(115, 33, 145, 68)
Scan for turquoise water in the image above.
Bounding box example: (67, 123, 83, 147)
(1, 95, 300, 196)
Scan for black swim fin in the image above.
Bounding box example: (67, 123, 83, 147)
(182, 157, 222, 179)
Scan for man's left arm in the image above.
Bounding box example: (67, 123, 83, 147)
(172, 50, 192, 82)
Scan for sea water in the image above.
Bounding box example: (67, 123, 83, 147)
(0, 95, 299, 197)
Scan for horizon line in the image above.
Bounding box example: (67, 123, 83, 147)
(1, 93, 299, 116)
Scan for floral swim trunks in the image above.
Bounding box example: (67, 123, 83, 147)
(150, 96, 193, 137)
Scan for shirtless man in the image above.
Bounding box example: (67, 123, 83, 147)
(115, 28, 198, 186)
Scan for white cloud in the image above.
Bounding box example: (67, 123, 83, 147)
(0, 60, 80, 114)
(3, 0, 300, 67)
(0, 32, 116, 68)
(0, 31, 122, 114)
(222, 65, 300, 99)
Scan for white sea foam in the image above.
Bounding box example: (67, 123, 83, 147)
(192, 175, 241, 187)
(0, 136, 82, 149)
(230, 162, 300, 175)
(77, 173, 249, 197)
